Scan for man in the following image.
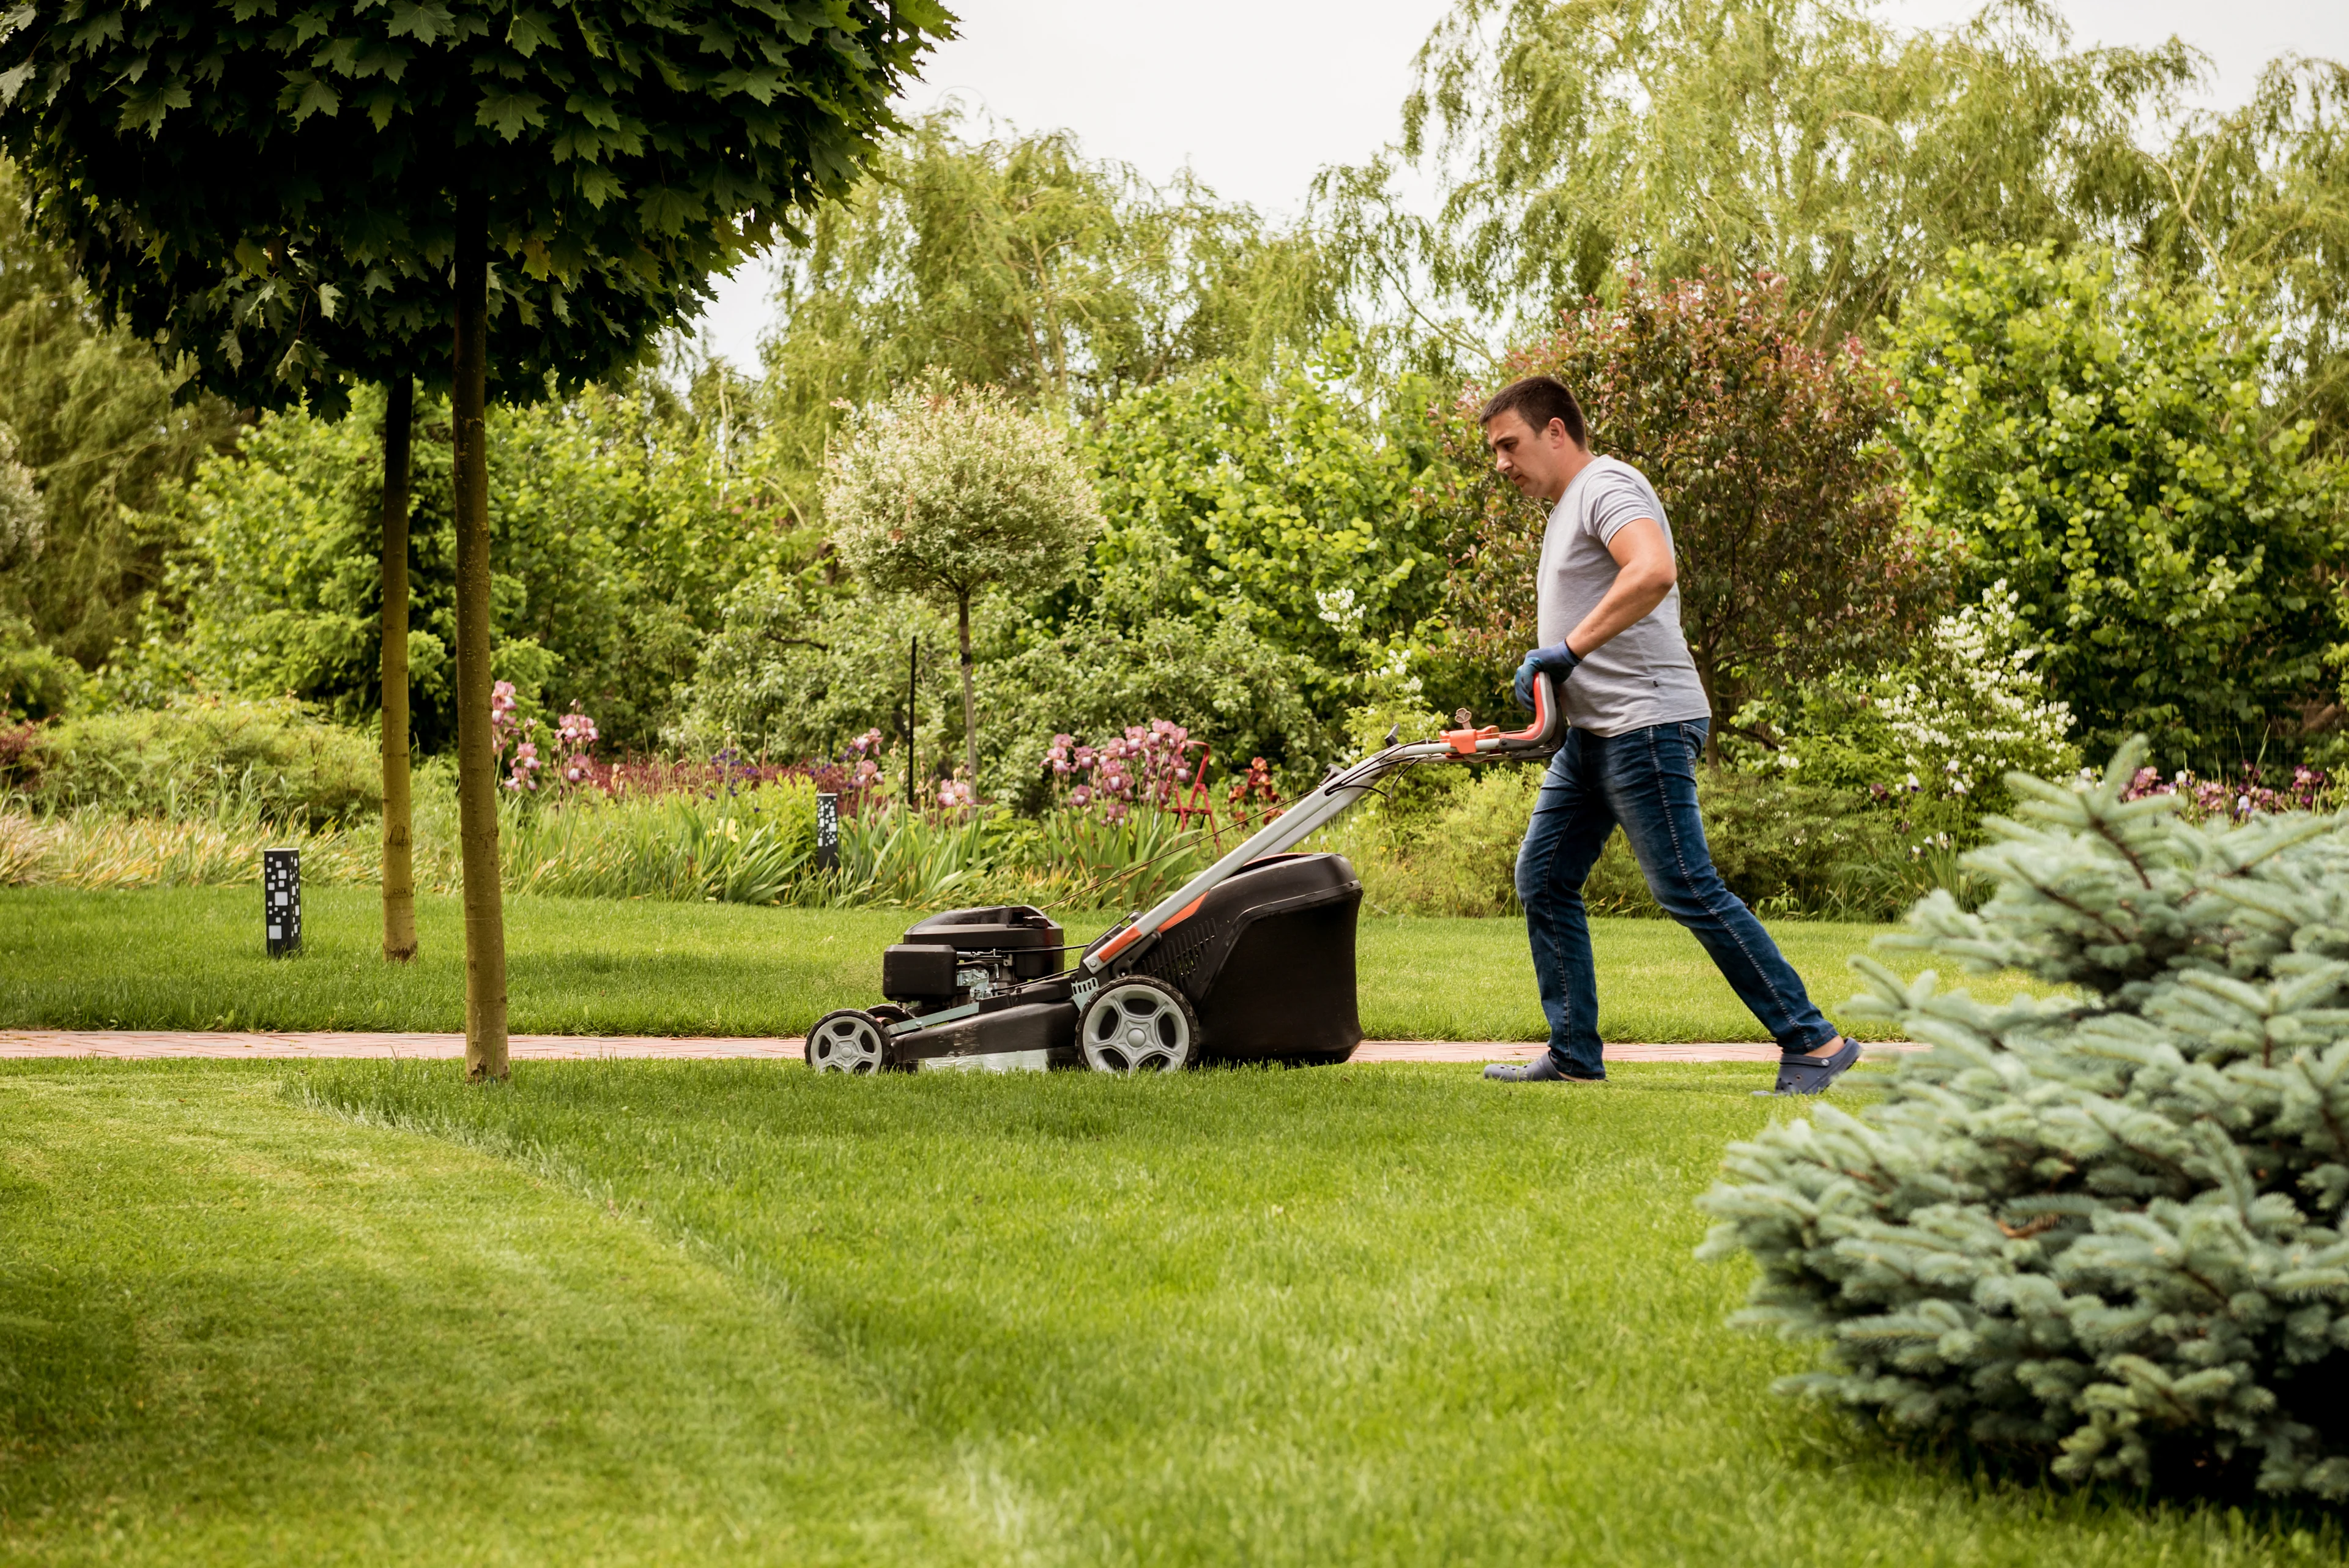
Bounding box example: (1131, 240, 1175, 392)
(1478, 375, 1857, 1094)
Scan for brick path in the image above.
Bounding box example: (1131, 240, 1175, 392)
(0, 1030, 1920, 1065)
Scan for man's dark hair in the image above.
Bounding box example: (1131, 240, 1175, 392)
(1480, 376, 1587, 447)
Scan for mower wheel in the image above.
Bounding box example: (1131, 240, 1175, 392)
(806, 1008, 892, 1074)
(1078, 976, 1199, 1074)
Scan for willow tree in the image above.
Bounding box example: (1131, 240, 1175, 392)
(1326, 0, 2199, 345)
(1, 0, 950, 1079)
(761, 106, 1341, 505)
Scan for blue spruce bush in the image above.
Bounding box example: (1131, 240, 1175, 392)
(1699, 740, 2349, 1497)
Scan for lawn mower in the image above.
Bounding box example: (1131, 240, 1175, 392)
(803, 674, 1568, 1074)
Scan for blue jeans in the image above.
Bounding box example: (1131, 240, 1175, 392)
(1515, 719, 1838, 1079)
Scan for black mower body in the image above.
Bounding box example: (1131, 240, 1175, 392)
(870, 853, 1364, 1066)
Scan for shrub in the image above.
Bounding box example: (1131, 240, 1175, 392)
(1743, 581, 2081, 825)
(122, 384, 795, 753)
(20, 696, 381, 827)
(1887, 245, 2347, 762)
(1699, 740, 2349, 1498)
(0, 609, 80, 721)
(674, 578, 1344, 808)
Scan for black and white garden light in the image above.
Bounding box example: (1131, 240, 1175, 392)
(263, 847, 301, 957)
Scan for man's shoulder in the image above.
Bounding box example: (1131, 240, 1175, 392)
(1565, 455, 1662, 529)
(1583, 453, 1657, 496)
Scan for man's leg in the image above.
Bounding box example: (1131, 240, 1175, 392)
(1498, 730, 1619, 1081)
(1603, 721, 1850, 1077)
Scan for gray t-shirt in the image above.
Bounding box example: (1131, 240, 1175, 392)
(1535, 455, 1713, 737)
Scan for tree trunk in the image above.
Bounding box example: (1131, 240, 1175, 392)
(451, 203, 509, 1082)
(379, 374, 418, 962)
(957, 595, 978, 800)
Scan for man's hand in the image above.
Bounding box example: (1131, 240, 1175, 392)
(1513, 642, 1582, 710)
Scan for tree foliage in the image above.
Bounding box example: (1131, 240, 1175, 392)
(1887, 245, 2347, 765)
(1346, 0, 2194, 345)
(0, 159, 235, 671)
(1431, 270, 1947, 734)
(754, 108, 1340, 515)
(827, 378, 1100, 787)
(2129, 59, 2349, 456)
(0, 0, 952, 407)
(1075, 349, 1445, 686)
(827, 381, 1100, 618)
(124, 383, 797, 753)
(1702, 739, 2349, 1499)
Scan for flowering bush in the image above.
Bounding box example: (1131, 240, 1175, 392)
(2118, 762, 2335, 823)
(1045, 719, 1203, 824)
(1871, 583, 2077, 801)
(1744, 581, 2079, 832)
(555, 705, 599, 785)
(489, 681, 542, 793)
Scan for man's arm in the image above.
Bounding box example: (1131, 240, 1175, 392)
(1562, 516, 1675, 658)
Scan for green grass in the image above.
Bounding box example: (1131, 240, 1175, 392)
(0, 1065, 995, 1565)
(6, 1060, 2340, 1565)
(0, 886, 2056, 1042)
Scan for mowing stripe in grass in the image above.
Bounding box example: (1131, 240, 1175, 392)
(0, 1063, 1013, 1566)
(299, 1058, 2344, 1568)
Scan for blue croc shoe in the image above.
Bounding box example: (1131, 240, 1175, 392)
(1756, 1036, 1861, 1096)
(1484, 1052, 1603, 1084)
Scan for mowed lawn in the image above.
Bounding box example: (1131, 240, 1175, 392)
(0, 886, 2054, 1042)
(4, 1060, 2338, 1567)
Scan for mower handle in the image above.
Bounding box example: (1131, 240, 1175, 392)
(1080, 673, 1568, 973)
(1433, 668, 1567, 759)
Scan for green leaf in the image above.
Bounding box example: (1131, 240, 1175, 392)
(280, 69, 342, 122)
(384, 0, 453, 42)
(116, 75, 193, 132)
(475, 87, 547, 139)
(504, 6, 558, 56)
(634, 185, 703, 235)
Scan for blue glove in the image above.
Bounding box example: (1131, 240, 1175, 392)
(1512, 642, 1582, 711)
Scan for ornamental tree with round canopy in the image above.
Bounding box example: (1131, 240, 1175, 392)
(0, 0, 952, 1079)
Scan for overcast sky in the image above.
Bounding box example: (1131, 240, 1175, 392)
(694, 0, 2349, 369)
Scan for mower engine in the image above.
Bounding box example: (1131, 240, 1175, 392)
(880, 905, 1064, 1013)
